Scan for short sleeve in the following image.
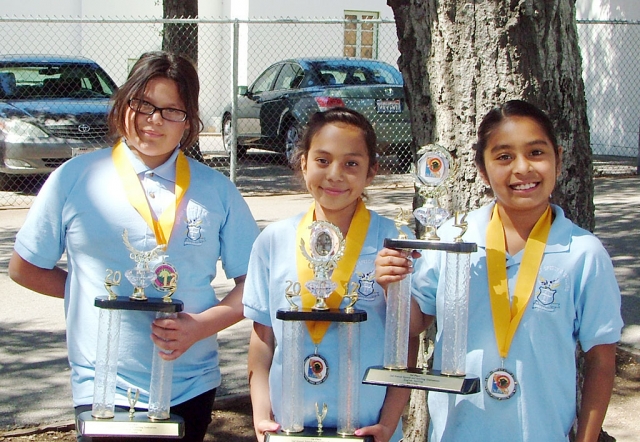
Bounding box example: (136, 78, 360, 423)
(242, 228, 274, 327)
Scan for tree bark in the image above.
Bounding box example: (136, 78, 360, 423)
(162, 0, 198, 64)
(388, 0, 593, 230)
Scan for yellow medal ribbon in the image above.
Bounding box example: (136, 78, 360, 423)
(486, 204, 552, 359)
(112, 139, 190, 248)
(296, 199, 370, 344)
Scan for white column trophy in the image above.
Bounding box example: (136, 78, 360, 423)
(363, 145, 480, 395)
(266, 221, 372, 441)
(76, 230, 185, 438)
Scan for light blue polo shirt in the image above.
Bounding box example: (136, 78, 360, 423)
(14, 142, 259, 408)
(243, 209, 406, 441)
(411, 203, 623, 442)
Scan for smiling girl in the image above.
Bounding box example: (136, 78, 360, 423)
(243, 107, 414, 442)
(9, 51, 259, 441)
(376, 100, 623, 442)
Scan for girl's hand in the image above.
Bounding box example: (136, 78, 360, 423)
(354, 423, 394, 442)
(151, 312, 203, 361)
(375, 247, 420, 292)
(255, 419, 281, 442)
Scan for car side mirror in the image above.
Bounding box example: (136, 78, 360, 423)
(237, 85, 248, 96)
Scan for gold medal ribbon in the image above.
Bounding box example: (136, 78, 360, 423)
(112, 139, 190, 248)
(296, 199, 370, 344)
(486, 204, 552, 358)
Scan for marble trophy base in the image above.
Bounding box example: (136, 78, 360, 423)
(77, 411, 185, 438)
(265, 427, 372, 441)
(363, 366, 480, 395)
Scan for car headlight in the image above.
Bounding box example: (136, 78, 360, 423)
(0, 118, 49, 141)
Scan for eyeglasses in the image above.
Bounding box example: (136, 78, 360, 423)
(128, 98, 188, 122)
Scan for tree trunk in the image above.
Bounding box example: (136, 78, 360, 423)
(388, 1, 598, 440)
(162, 0, 198, 63)
(388, 0, 593, 230)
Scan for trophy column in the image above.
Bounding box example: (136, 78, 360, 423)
(91, 307, 122, 419)
(148, 310, 178, 420)
(382, 276, 412, 370)
(280, 319, 304, 433)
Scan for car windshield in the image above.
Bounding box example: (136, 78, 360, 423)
(0, 62, 116, 100)
(309, 60, 403, 86)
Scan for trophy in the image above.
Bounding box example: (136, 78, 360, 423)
(76, 230, 185, 438)
(363, 144, 480, 395)
(265, 221, 372, 441)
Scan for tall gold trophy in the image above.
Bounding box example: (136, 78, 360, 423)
(363, 145, 480, 395)
(266, 221, 372, 441)
(76, 230, 185, 438)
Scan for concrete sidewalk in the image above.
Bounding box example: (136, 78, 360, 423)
(0, 177, 638, 434)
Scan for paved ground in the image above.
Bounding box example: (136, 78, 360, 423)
(0, 175, 638, 439)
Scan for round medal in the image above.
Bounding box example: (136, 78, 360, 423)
(484, 368, 517, 400)
(153, 262, 178, 292)
(303, 354, 329, 385)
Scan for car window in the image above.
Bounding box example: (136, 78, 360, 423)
(0, 63, 116, 99)
(250, 64, 281, 94)
(273, 63, 304, 91)
(311, 61, 403, 86)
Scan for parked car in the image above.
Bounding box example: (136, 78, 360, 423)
(0, 54, 117, 187)
(221, 57, 413, 171)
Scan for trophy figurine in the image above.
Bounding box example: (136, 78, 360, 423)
(363, 144, 480, 395)
(76, 230, 185, 438)
(266, 221, 372, 441)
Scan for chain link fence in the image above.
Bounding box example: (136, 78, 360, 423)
(0, 17, 638, 207)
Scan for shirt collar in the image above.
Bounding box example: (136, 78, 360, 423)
(121, 138, 180, 183)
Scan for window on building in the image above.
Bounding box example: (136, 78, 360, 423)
(344, 11, 379, 59)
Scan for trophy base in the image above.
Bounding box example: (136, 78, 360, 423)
(76, 410, 185, 438)
(384, 238, 477, 253)
(276, 308, 367, 322)
(363, 366, 480, 395)
(95, 296, 184, 313)
(265, 427, 373, 441)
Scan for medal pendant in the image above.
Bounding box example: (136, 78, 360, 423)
(484, 368, 517, 400)
(153, 261, 178, 292)
(303, 353, 329, 385)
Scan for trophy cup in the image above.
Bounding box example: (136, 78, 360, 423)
(363, 145, 480, 395)
(265, 221, 372, 441)
(76, 230, 185, 438)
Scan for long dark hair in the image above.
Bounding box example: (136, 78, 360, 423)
(108, 51, 203, 150)
(473, 100, 560, 176)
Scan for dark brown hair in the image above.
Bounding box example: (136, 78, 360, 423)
(291, 107, 379, 174)
(108, 51, 203, 150)
(473, 100, 560, 176)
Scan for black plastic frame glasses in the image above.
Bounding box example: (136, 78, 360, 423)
(128, 98, 188, 122)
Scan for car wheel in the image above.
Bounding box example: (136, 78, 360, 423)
(222, 114, 247, 158)
(284, 121, 301, 166)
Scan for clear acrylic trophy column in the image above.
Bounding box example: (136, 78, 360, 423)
(280, 313, 305, 433)
(91, 306, 122, 418)
(363, 144, 480, 395)
(337, 319, 360, 435)
(148, 310, 178, 420)
(440, 251, 472, 376)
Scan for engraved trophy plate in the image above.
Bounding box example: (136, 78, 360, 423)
(363, 144, 480, 395)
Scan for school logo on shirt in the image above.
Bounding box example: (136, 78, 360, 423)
(184, 217, 205, 245)
(532, 276, 560, 312)
(354, 260, 380, 302)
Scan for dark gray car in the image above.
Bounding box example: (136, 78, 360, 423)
(221, 57, 413, 171)
(0, 55, 116, 186)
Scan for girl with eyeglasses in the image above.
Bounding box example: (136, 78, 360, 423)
(9, 51, 259, 441)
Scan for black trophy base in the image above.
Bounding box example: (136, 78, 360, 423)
(384, 238, 477, 253)
(77, 410, 185, 438)
(363, 366, 480, 395)
(265, 427, 373, 441)
(276, 308, 367, 323)
(94, 296, 184, 313)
